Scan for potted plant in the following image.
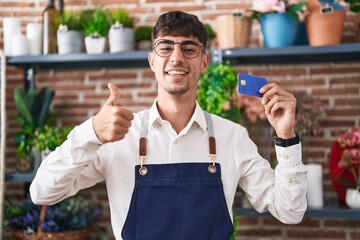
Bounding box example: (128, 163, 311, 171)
(197, 61, 242, 123)
(305, 0, 346, 46)
(14, 87, 55, 172)
(329, 127, 360, 208)
(57, 10, 84, 54)
(82, 7, 111, 54)
(250, 0, 307, 48)
(4, 196, 101, 239)
(135, 25, 153, 50)
(33, 124, 73, 160)
(108, 8, 134, 52)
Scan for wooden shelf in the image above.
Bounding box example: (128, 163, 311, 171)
(7, 50, 150, 69)
(212, 43, 360, 65)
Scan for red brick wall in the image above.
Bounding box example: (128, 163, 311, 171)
(1, 0, 360, 239)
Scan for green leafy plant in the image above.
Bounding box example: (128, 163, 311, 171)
(109, 8, 134, 28)
(82, 7, 111, 37)
(4, 196, 101, 233)
(135, 26, 153, 42)
(204, 23, 216, 41)
(197, 61, 242, 123)
(58, 10, 83, 31)
(14, 87, 55, 159)
(33, 125, 72, 152)
(344, 0, 360, 12)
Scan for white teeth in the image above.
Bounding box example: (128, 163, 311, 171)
(167, 70, 186, 75)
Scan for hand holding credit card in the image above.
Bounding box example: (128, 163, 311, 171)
(238, 73, 267, 98)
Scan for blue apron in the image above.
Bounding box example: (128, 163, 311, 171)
(121, 110, 234, 240)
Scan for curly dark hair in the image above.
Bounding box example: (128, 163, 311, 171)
(152, 11, 208, 48)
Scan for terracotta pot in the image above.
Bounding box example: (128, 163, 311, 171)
(305, 9, 346, 46)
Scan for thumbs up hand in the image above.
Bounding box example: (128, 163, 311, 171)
(93, 83, 134, 143)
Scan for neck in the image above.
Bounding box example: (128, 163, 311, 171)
(156, 94, 197, 134)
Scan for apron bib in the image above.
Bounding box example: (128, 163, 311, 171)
(121, 110, 234, 240)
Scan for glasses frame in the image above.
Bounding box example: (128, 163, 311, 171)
(153, 39, 204, 59)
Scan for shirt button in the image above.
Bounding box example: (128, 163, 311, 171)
(284, 154, 289, 159)
(173, 139, 178, 144)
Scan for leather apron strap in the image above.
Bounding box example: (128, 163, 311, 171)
(138, 109, 217, 175)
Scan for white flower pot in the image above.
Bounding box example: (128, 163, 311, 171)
(85, 36, 106, 54)
(109, 25, 134, 53)
(346, 188, 360, 209)
(57, 28, 83, 54)
(306, 163, 324, 208)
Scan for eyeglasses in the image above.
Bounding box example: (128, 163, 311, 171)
(153, 39, 204, 59)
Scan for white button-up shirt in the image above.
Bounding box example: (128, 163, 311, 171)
(30, 101, 307, 239)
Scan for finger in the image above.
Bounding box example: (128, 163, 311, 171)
(261, 83, 291, 105)
(117, 108, 135, 122)
(263, 94, 285, 114)
(105, 83, 120, 106)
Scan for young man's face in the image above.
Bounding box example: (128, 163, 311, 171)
(148, 35, 209, 97)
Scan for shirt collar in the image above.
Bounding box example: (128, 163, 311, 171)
(148, 99, 207, 132)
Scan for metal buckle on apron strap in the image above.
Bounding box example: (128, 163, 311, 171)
(208, 154, 217, 174)
(208, 136, 217, 174)
(139, 137, 148, 176)
(139, 155, 148, 176)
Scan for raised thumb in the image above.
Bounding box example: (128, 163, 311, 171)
(105, 83, 120, 106)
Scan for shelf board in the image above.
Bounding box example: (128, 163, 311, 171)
(212, 43, 360, 65)
(6, 44, 360, 71)
(234, 206, 360, 220)
(6, 171, 36, 183)
(6, 50, 150, 69)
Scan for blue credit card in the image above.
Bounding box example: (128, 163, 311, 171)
(237, 73, 267, 98)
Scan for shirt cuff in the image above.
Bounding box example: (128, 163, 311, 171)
(69, 117, 103, 149)
(275, 143, 302, 167)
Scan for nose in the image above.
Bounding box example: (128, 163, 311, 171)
(169, 44, 185, 63)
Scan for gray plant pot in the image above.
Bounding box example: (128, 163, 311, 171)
(109, 26, 135, 52)
(57, 29, 83, 54)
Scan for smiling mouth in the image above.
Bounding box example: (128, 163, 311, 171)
(166, 70, 188, 76)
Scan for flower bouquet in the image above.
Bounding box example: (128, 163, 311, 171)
(4, 196, 101, 239)
(329, 127, 360, 206)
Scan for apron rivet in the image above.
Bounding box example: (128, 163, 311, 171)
(139, 166, 148, 176)
(208, 165, 217, 174)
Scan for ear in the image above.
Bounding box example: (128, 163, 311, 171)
(200, 53, 210, 74)
(148, 52, 156, 72)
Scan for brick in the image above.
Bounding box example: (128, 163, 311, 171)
(89, 73, 137, 81)
(335, 98, 360, 105)
(281, 79, 325, 87)
(318, 120, 356, 127)
(161, 5, 207, 12)
(325, 219, 360, 228)
(252, 68, 307, 77)
(238, 229, 282, 237)
(310, 67, 360, 74)
(330, 76, 360, 85)
(326, 108, 360, 116)
(287, 230, 345, 239)
(215, 3, 252, 10)
(0, 2, 35, 7)
(313, 87, 360, 95)
(91, 0, 138, 4)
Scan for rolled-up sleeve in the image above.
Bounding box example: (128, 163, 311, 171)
(238, 130, 308, 224)
(30, 117, 105, 205)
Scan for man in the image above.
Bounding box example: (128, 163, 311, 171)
(30, 11, 307, 240)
